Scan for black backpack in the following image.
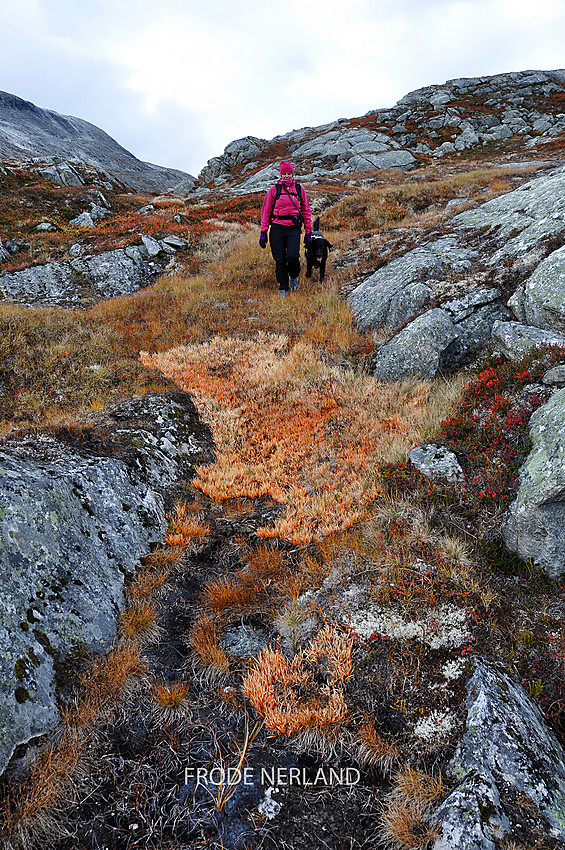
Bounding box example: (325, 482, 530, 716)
(270, 182, 303, 226)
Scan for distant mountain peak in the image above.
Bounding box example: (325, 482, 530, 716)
(0, 91, 195, 194)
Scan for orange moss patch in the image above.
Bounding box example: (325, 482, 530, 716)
(141, 334, 441, 545)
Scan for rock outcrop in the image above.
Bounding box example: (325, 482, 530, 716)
(0, 90, 196, 193)
(0, 235, 188, 307)
(349, 163, 565, 380)
(0, 392, 212, 775)
(502, 388, 565, 578)
(433, 662, 565, 849)
(197, 70, 565, 189)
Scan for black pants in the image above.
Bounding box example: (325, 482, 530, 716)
(269, 224, 301, 290)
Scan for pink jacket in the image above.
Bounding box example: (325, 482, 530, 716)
(260, 179, 313, 233)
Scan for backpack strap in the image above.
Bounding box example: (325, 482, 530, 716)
(270, 182, 303, 225)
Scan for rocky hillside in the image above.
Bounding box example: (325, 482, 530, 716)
(1, 70, 565, 850)
(198, 69, 565, 191)
(0, 91, 196, 193)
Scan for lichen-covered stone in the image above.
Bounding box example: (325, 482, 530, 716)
(509, 244, 565, 333)
(369, 308, 457, 381)
(409, 444, 464, 482)
(491, 320, 565, 360)
(0, 246, 165, 307)
(348, 239, 476, 333)
(433, 662, 565, 848)
(455, 164, 565, 260)
(502, 387, 565, 577)
(0, 392, 212, 775)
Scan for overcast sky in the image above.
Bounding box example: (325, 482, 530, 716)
(1, 0, 564, 178)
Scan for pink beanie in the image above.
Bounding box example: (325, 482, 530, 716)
(280, 160, 294, 175)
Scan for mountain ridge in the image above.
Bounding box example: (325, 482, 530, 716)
(0, 90, 196, 194)
(197, 68, 565, 192)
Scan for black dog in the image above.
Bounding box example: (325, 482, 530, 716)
(305, 216, 333, 283)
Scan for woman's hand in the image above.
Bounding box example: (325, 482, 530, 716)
(259, 231, 268, 249)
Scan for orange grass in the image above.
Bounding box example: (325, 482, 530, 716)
(202, 573, 262, 614)
(355, 722, 399, 774)
(380, 796, 439, 850)
(189, 614, 230, 673)
(242, 624, 353, 735)
(141, 334, 449, 545)
(119, 600, 161, 642)
(166, 501, 209, 546)
(62, 642, 147, 726)
(0, 729, 83, 835)
(151, 680, 190, 718)
(128, 565, 170, 599)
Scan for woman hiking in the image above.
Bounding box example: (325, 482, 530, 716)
(259, 161, 313, 296)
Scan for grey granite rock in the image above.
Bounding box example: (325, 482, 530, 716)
(455, 164, 565, 260)
(432, 662, 565, 848)
(509, 244, 565, 333)
(222, 626, 267, 659)
(370, 308, 457, 381)
(543, 364, 565, 385)
(502, 388, 565, 577)
(70, 211, 95, 228)
(409, 444, 464, 482)
(443, 303, 511, 369)
(140, 234, 163, 258)
(0, 392, 212, 775)
(491, 320, 565, 360)
(0, 246, 166, 307)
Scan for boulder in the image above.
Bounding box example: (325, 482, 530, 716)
(0, 247, 166, 307)
(348, 238, 477, 333)
(443, 303, 511, 369)
(508, 245, 565, 333)
(455, 164, 565, 260)
(502, 388, 565, 577)
(70, 211, 95, 228)
(0, 392, 212, 775)
(370, 308, 457, 381)
(542, 365, 565, 386)
(140, 234, 163, 258)
(491, 320, 565, 360)
(409, 444, 464, 482)
(432, 662, 565, 848)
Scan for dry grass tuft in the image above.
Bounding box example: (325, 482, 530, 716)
(0, 729, 83, 841)
(128, 565, 170, 600)
(393, 767, 444, 804)
(243, 625, 353, 736)
(202, 572, 261, 615)
(63, 642, 147, 727)
(151, 680, 190, 722)
(166, 501, 209, 547)
(120, 600, 162, 644)
(378, 766, 444, 849)
(189, 614, 230, 675)
(380, 796, 439, 850)
(355, 721, 399, 775)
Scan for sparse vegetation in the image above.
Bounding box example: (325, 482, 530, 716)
(1, 148, 565, 850)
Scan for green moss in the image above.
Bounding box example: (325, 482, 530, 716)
(15, 686, 30, 703)
(15, 657, 28, 682)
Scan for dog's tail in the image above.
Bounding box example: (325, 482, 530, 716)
(313, 216, 321, 232)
